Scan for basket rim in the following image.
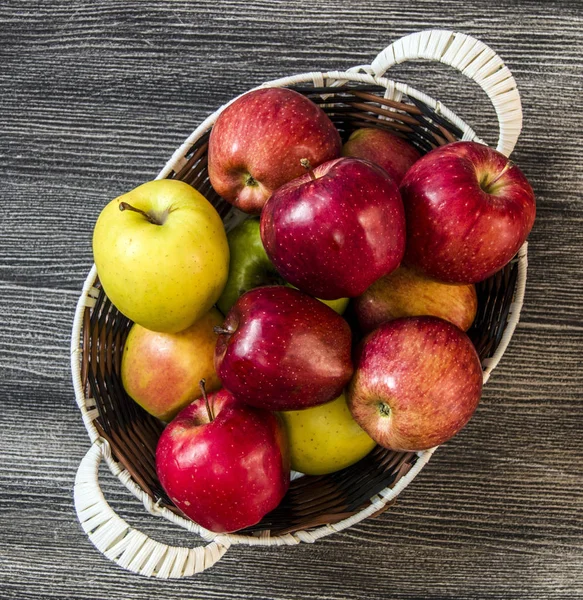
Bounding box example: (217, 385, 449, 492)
(158, 69, 485, 183)
(71, 69, 528, 547)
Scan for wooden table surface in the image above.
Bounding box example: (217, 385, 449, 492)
(1, 1, 582, 598)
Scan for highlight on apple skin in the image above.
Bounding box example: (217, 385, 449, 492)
(215, 286, 354, 411)
(208, 87, 342, 214)
(155, 388, 290, 534)
(348, 316, 483, 452)
(342, 128, 421, 185)
(355, 265, 478, 334)
(121, 308, 224, 422)
(400, 141, 536, 284)
(260, 157, 406, 300)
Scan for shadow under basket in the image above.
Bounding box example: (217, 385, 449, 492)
(79, 82, 522, 538)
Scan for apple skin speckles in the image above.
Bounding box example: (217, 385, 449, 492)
(208, 88, 341, 214)
(156, 388, 290, 533)
(260, 157, 406, 299)
(348, 316, 483, 451)
(399, 141, 536, 284)
(215, 286, 353, 411)
(342, 128, 421, 185)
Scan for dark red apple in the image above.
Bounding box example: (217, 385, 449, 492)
(156, 387, 290, 534)
(208, 87, 341, 214)
(400, 141, 536, 283)
(260, 157, 406, 300)
(214, 286, 353, 411)
(342, 128, 421, 185)
(348, 317, 483, 451)
(354, 265, 477, 334)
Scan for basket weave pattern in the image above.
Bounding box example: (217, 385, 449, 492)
(72, 30, 527, 578)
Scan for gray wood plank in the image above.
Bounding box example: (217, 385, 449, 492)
(1, 0, 582, 598)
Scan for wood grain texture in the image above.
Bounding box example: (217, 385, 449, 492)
(1, 1, 582, 598)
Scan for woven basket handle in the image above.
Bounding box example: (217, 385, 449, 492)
(74, 441, 231, 578)
(370, 30, 522, 157)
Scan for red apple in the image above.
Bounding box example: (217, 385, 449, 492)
(355, 266, 477, 334)
(121, 308, 223, 422)
(342, 128, 421, 185)
(400, 141, 536, 283)
(156, 388, 290, 534)
(260, 157, 406, 299)
(348, 317, 483, 451)
(208, 87, 341, 214)
(214, 286, 353, 411)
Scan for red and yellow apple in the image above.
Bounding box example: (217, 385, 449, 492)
(348, 317, 483, 451)
(355, 266, 477, 334)
(342, 128, 421, 185)
(121, 308, 223, 422)
(208, 87, 341, 214)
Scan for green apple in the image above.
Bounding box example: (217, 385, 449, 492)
(216, 218, 284, 314)
(217, 218, 349, 315)
(121, 308, 224, 422)
(280, 392, 376, 475)
(93, 179, 229, 333)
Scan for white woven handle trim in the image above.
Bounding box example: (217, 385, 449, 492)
(74, 440, 231, 578)
(370, 30, 522, 157)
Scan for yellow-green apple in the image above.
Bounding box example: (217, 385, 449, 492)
(215, 286, 353, 411)
(348, 317, 483, 451)
(93, 179, 229, 332)
(355, 266, 477, 334)
(280, 392, 376, 476)
(156, 388, 290, 533)
(400, 141, 536, 283)
(208, 87, 341, 214)
(260, 157, 406, 299)
(121, 308, 223, 422)
(217, 217, 349, 315)
(342, 128, 421, 184)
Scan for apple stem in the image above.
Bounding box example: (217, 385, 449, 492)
(482, 161, 514, 192)
(119, 201, 161, 225)
(214, 326, 232, 336)
(300, 158, 316, 181)
(200, 379, 214, 422)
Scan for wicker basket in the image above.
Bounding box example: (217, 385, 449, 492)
(71, 30, 528, 578)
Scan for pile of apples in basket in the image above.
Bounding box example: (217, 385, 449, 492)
(92, 88, 536, 534)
